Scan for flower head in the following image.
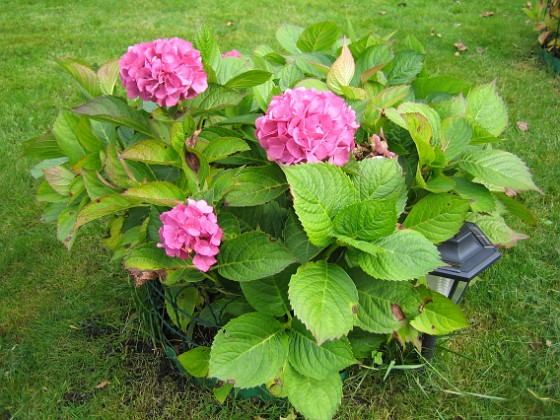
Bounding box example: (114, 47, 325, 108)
(120, 38, 208, 107)
(221, 49, 242, 58)
(255, 88, 359, 166)
(157, 199, 223, 272)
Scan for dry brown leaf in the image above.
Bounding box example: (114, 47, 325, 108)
(517, 121, 529, 131)
(96, 381, 111, 389)
(480, 11, 495, 17)
(379, 10, 387, 15)
(454, 41, 468, 51)
(454, 51, 461, 57)
(530, 341, 542, 350)
(226, 21, 235, 26)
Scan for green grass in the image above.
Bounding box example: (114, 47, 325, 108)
(1, 0, 559, 418)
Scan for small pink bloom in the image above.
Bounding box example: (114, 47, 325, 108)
(120, 38, 208, 107)
(255, 88, 359, 166)
(157, 199, 223, 272)
(370, 134, 396, 159)
(221, 49, 242, 58)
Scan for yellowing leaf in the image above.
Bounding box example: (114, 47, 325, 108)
(327, 38, 355, 95)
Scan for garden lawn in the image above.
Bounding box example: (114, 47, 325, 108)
(1, 0, 559, 418)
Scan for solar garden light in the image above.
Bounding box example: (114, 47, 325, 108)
(421, 222, 501, 360)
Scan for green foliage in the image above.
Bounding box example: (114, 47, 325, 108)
(25, 19, 541, 420)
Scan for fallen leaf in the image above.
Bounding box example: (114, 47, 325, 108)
(477, 47, 486, 54)
(530, 341, 542, 350)
(69, 325, 79, 330)
(454, 41, 468, 51)
(480, 11, 495, 17)
(517, 121, 529, 131)
(454, 51, 461, 57)
(96, 381, 110, 389)
(437, 33, 442, 38)
(379, 10, 387, 15)
(225, 21, 235, 26)
(546, 339, 553, 347)
(431, 27, 436, 36)
(504, 188, 518, 197)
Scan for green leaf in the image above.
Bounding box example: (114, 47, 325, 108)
(371, 85, 410, 108)
(401, 112, 435, 166)
(57, 201, 83, 250)
(73, 96, 154, 137)
(402, 194, 470, 243)
(284, 363, 342, 420)
(425, 175, 456, 193)
(187, 84, 244, 114)
(240, 265, 294, 317)
(465, 83, 508, 136)
(277, 63, 305, 90)
(386, 51, 424, 86)
(217, 231, 296, 282)
(165, 286, 198, 331)
(224, 165, 288, 207)
(225, 70, 272, 89)
(209, 312, 288, 389)
(52, 110, 86, 163)
(413, 76, 472, 99)
(288, 319, 355, 380)
(440, 116, 472, 161)
(124, 245, 196, 271)
(352, 158, 407, 212)
(289, 261, 358, 345)
(333, 199, 397, 241)
(178, 346, 210, 378)
(351, 268, 422, 334)
(452, 177, 496, 212)
(203, 137, 250, 162)
(30, 157, 69, 179)
(494, 192, 536, 226)
(468, 214, 529, 248)
(326, 40, 355, 95)
(43, 165, 75, 196)
(459, 150, 540, 192)
(275, 24, 303, 54)
(294, 79, 330, 91)
(284, 163, 357, 247)
(97, 59, 120, 95)
(410, 292, 469, 335)
(346, 230, 443, 281)
(282, 211, 324, 263)
(213, 382, 233, 403)
(23, 134, 65, 159)
(81, 169, 117, 200)
(121, 140, 181, 167)
(194, 22, 222, 77)
(122, 181, 185, 207)
(75, 195, 145, 228)
(296, 22, 341, 52)
(56, 58, 102, 98)
(398, 102, 441, 145)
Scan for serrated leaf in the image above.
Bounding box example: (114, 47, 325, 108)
(282, 211, 324, 263)
(52, 110, 86, 163)
(277, 63, 305, 90)
(289, 261, 358, 345)
(284, 163, 356, 247)
(209, 313, 288, 389)
(44, 165, 75, 196)
(178, 346, 210, 378)
(468, 214, 529, 248)
(203, 137, 250, 162)
(23, 133, 65, 160)
(225, 70, 272, 89)
(452, 177, 496, 212)
(56, 58, 102, 98)
(333, 199, 397, 241)
(122, 181, 185, 207)
(217, 231, 296, 281)
(75, 195, 145, 228)
(240, 265, 294, 317)
(465, 83, 508, 136)
(326, 40, 355, 95)
(441, 116, 472, 161)
(224, 165, 288, 207)
(186, 84, 244, 114)
(386, 51, 424, 86)
(346, 230, 443, 281)
(97, 59, 120, 95)
(459, 150, 540, 192)
(351, 268, 422, 334)
(371, 85, 410, 108)
(276, 24, 303, 54)
(410, 292, 469, 335)
(413, 76, 472, 99)
(297, 21, 341, 52)
(194, 22, 222, 77)
(402, 194, 470, 243)
(288, 319, 355, 380)
(284, 363, 342, 420)
(121, 140, 181, 167)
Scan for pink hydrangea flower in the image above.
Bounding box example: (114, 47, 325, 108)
(255, 88, 359, 166)
(120, 38, 208, 107)
(157, 199, 223, 272)
(221, 49, 242, 58)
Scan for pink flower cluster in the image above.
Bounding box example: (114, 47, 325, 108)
(255, 88, 359, 166)
(120, 38, 208, 107)
(157, 199, 223, 272)
(221, 49, 242, 58)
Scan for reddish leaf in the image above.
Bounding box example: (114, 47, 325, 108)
(96, 381, 111, 389)
(454, 41, 468, 51)
(516, 121, 529, 131)
(480, 11, 495, 17)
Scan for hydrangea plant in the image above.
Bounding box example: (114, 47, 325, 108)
(25, 22, 539, 420)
